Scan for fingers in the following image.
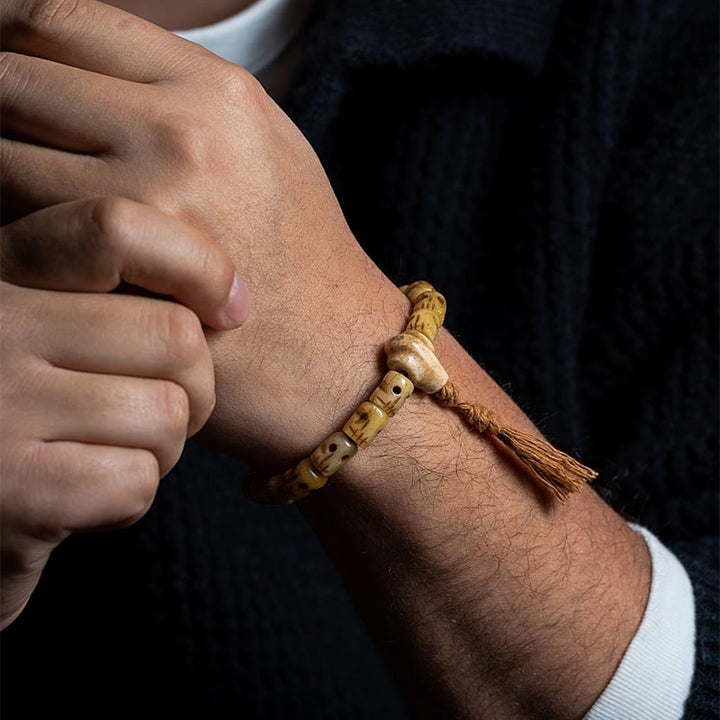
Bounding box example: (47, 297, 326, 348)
(10, 285, 215, 436)
(3, 281, 217, 439)
(2, 0, 191, 82)
(1, 137, 102, 221)
(7, 440, 162, 535)
(1, 198, 250, 329)
(39, 294, 214, 438)
(0, 51, 137, 152)
(29, 370, 189, 477)
(1, 274, 221, 569)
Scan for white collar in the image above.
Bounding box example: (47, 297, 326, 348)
(176, 0, 314, 75)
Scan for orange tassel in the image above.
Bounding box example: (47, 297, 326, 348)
(434, 383, 597, 503)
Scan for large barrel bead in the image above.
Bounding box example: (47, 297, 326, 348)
(384, 330, 448, 393)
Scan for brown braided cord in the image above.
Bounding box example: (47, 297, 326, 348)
(434, 383, 597, 503)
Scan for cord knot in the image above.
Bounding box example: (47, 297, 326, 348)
(463, 404, 501, 435)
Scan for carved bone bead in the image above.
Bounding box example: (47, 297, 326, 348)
(385, 330, 448, 393)
(414, 290, 446, 327)
(310, 431, 358, 477)
(342, 401, 388, 449)
(280, 457, 327, 502)
(245, 457, 328, 504)
(406, 308, 441, 341)
(401, 280, 436, 305)
(369, 371, 414, 417)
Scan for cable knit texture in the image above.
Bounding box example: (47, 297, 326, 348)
(2, 0, 716, 718)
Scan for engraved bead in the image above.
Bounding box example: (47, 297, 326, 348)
(402, 280, 435, 304)
(385, 330, 448, 393)
(250, 458, 328, 504)
(280, 457, 328, 503)
(310, 431, 358, 477)
(406, 308, 440, 341)
(369, 371, 414, 417)
(342, 401, 388, 449)
(414, 290, 446, 327)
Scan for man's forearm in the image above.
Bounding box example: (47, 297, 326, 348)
(299, 323, 651, 720)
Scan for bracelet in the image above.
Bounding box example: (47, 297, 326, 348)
(244, 281, 597, 505)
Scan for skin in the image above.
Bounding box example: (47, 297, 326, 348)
(0, 197, 250, 627)
(0, 1, 652, 717)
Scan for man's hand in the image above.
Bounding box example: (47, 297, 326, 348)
(0, 197, 249, 629)
(1, 0, 403, 468)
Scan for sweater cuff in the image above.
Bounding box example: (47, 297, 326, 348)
(584, 524, 696, 720)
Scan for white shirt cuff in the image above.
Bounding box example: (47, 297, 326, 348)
(584, 524, 695, 720)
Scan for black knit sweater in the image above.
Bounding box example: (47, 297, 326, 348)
(2, 0, 717, 718)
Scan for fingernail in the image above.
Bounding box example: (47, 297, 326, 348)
(224, 272, 250, 327)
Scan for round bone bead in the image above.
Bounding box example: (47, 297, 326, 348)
(406, 308, 441, 341)
(413, 290, 446, 327)
(401, 280, 436, 305)
(384, 330, 448, 393)
(310, 431, 358, 477)
(369, 371, 414, 417)
(342, 401, 388, 449)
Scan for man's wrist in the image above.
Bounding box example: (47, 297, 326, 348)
(301, 323, 652, 719)
(204, 264, 411, 467)
(333, 324, 542, 510)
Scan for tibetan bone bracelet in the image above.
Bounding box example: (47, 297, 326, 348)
(244, 370, 415, 504)
(244, 281, 596, 505)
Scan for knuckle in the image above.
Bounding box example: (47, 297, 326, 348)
(89, 196, 136, 243)
(159, 303, 205, 368)
(86, 197, 135, 273)
(151, 383, 188, 475)
(205, 387, 217, 420)
(83, 450, 160, 530)
(122, 452, 160, 521)
(193, 396, 216, 436)
(156, 380, 190, 435)
(22, 0, 82, 31)
(152, 112, 215, 173)
(188, 364, 216, 436)
(216, 64, 265, 108)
